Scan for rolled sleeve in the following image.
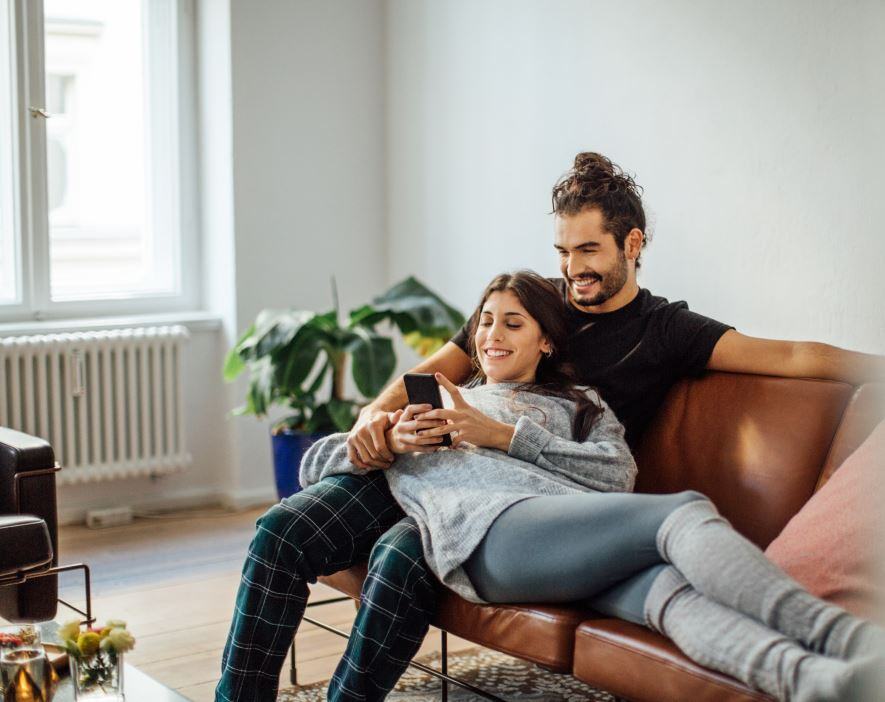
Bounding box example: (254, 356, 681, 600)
(507, 415, 551, 464)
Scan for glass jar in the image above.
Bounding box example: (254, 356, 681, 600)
(69, 652, 124, 701)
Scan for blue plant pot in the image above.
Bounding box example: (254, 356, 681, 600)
(271, 429, 326, 500)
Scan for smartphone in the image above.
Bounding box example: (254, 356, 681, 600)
(403, 373, 452, 447)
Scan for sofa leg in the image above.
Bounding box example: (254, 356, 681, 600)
(301, 597, 506, 701)
(441, 629, 448, 702)
(290, 638, 298, 685)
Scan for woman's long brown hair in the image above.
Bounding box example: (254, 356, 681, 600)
(464, 270, 603, 442)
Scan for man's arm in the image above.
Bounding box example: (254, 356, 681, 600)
(707, 330, 885, 384)
(346, 342, 472, 469)
(364, 342, 473, 415)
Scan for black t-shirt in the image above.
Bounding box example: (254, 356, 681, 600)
(450, 279, 733, 447)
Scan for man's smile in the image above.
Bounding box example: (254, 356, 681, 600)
(571, 276, 601, 292)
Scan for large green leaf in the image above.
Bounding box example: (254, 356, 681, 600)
(304, 359, 330, 396)
(346, 328, 396, 397)
(222, 323, 256, 381)
(246, 356, 275, 417)
(222, 345, 246, 381)
(255, 310, 318, 358)
(327, 398, 359, 433)
(348, 305, 388, 329)
(368, 276, 465, 335)
(274, 326, 327, 393)
(305, 403, 338, 434)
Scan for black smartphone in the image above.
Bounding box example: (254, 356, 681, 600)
(403, 373, 452, 447)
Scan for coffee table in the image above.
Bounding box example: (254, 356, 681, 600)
(53, 662, 189, 701)
(28, 622, 189, 701)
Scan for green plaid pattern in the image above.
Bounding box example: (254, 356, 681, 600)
(216, 472, 436, 702)
(328, 517, 435, 700)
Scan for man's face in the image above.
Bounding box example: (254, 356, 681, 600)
(554, 208, 629, 309)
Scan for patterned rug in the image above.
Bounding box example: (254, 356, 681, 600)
(277, 648, 618, 701)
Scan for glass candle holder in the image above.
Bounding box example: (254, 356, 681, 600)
(0, 626, 40, 655)
(0, 645, 56, 702)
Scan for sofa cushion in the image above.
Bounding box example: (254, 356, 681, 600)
(634, 373, 853, 548)
(573, 618, 771, 702)
(765, 419, 885, 621)
(320, 567, 586, 671)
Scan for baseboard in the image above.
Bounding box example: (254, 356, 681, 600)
(57, 486, 226, 526)
(220, 485, 278, 511)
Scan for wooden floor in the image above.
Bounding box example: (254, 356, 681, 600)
(44, 506, 474, 701)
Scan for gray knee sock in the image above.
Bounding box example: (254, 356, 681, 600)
(644, 568, 876, 702)
(656, 499, 885, 660)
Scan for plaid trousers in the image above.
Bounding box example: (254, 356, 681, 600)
(216, 472, 437, 702)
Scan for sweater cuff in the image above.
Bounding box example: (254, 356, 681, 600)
(507, 416, 550, 463)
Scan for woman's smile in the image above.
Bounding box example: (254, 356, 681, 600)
(482, 347, 513, 359)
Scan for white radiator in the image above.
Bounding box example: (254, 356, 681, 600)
(0, 326, 192, 485)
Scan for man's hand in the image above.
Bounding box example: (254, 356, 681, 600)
(346, 409, 396, 470)
(418, 373, 515, 452)
(386, 405, 448, 454)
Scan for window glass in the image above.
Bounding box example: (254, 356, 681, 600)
(0, 0, 17, 304)
(44, 0, 176, 301)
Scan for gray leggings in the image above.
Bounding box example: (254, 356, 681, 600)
(462, 490, 706, 624)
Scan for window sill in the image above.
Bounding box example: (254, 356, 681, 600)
(0, 310, 223, 336)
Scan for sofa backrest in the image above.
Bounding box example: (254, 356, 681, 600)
(816, 382, 884, 488)
(634, 372, 855, 549)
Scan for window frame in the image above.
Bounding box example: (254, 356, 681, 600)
(1, 0, 200, 323)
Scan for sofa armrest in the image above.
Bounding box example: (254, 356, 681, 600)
(0, 515, 53, 579)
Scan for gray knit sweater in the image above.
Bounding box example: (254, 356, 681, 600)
(299, 383, 637, 603)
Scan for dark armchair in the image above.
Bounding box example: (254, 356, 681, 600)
(0, 426, 92, 625)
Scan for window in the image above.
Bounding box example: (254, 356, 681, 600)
(0, 0, 197, 321)
(0, 1, 16, 304)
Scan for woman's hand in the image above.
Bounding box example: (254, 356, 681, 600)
(386, 405, 449, 454)
(417, 373, 515, 451)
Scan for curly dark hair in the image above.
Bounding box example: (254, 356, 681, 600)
(464, 270, 603, 442)
(551, 152, 650, 268)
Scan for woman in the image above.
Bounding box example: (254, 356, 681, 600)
(301, 270, 883, 702)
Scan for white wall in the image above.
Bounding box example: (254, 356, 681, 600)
(386, 0, 885, 353)
(53, 0, 885, 521)
(223, 0, 388, 503)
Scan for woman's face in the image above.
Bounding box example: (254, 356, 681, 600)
(473, 290, 552, 384)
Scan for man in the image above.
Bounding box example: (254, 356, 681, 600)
(217, 153, 884, 701)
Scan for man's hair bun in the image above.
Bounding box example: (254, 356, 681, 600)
(571, 152, 637, 194)
(573, 151, 614, 175)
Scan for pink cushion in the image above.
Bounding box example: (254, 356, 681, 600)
(765, 420, 885, 622)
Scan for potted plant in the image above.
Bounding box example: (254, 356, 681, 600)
(223, 276, 465, 498)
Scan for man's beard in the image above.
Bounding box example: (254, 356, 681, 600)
(570, 250, 629, 307)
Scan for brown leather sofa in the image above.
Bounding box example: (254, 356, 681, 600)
(318, 372, 885, 701)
